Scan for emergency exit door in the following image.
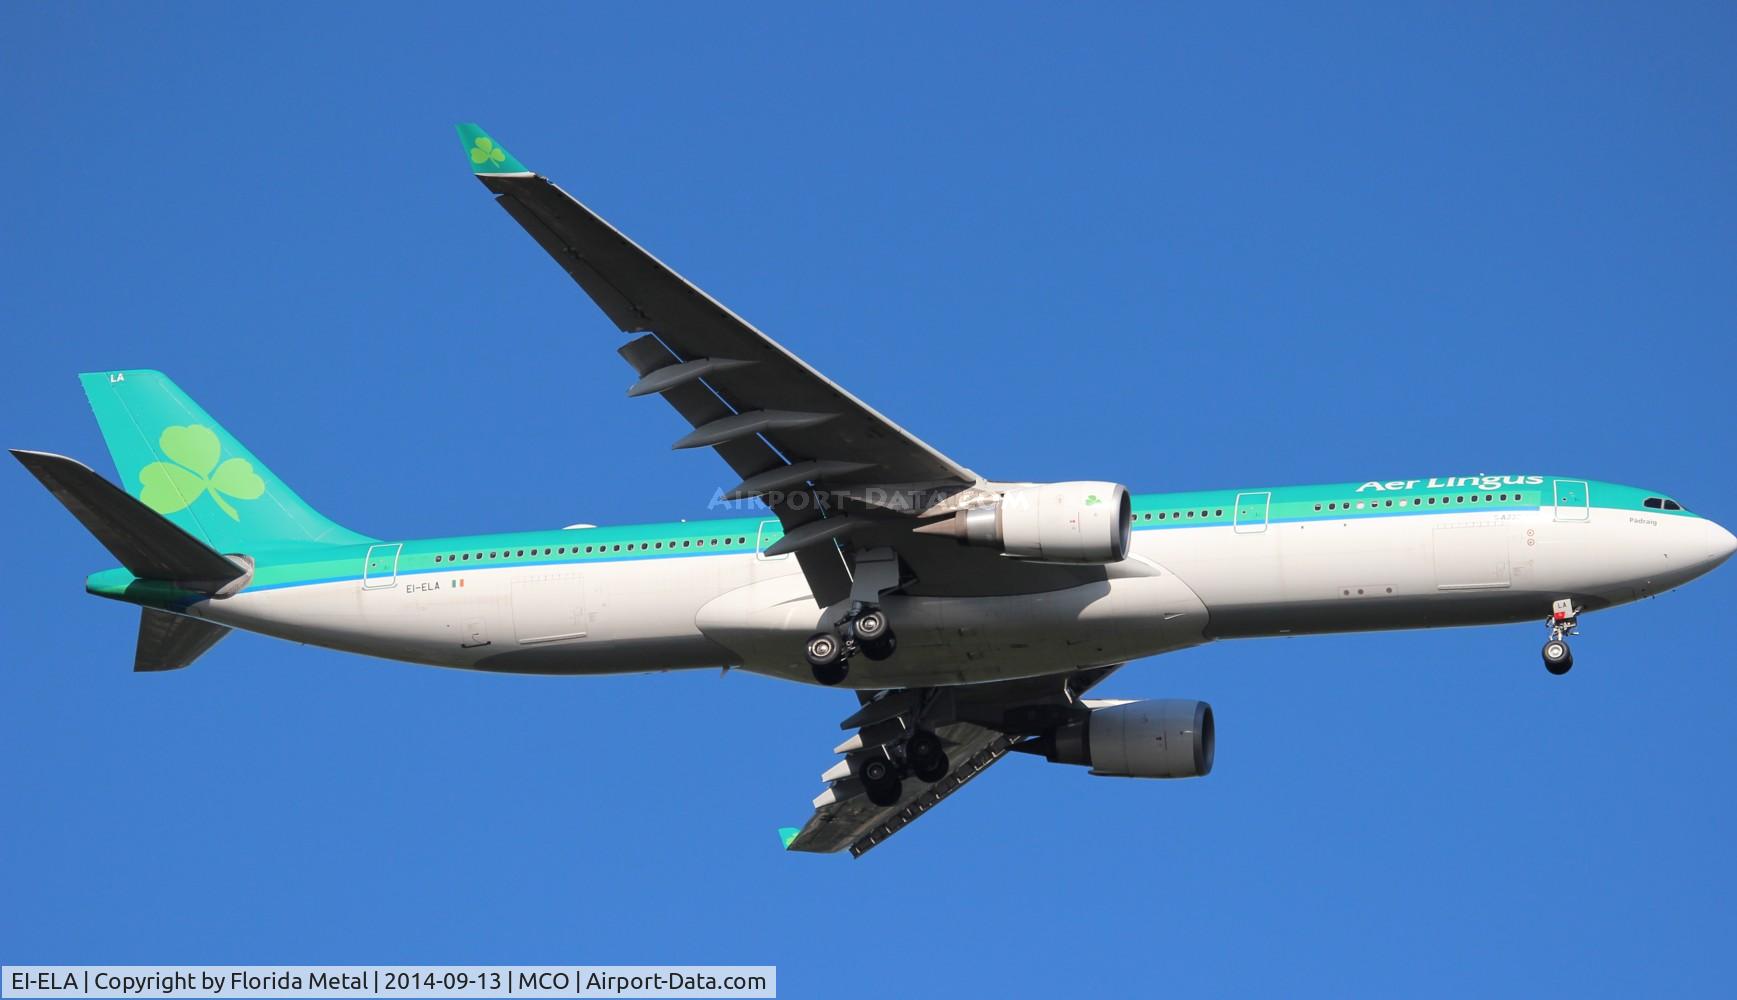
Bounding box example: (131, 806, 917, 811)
(1553, 480, 1590, 522)
(1233, 492, 1271, 534)
(362, 543, 402, 589)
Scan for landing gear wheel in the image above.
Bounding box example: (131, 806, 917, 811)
(1543, 639, 1574, 675)
(860, 631, 898, 662)
(860, 757, 901, 806)
(853, 609, 889, 642)
(907, 730, 949, 783)
(811, 659, 849, 686)
(806, 632, 848, 685)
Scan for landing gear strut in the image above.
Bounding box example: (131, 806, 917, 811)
(804, 601, 899, 685)
(1542, 598, 1580, 676)
(804, 547, 904, 685)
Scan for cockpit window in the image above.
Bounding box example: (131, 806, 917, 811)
(1664, 499, 1683, 511)
(1644, 497, 1663, 509)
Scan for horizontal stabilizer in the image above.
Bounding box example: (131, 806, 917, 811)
(12, 449, 250, 594)
(135, 608, 230, 671)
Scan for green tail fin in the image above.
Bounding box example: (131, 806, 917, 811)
(78, 370, 370, 554)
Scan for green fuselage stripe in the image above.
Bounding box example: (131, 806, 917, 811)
(82, 475, 1697, 602)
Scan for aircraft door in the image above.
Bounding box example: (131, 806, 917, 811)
(1233, 492, 1271, 534)
(362, 543, 402, 589)
(1553, 480, 1590, 522)
(755, 519, 790, 561)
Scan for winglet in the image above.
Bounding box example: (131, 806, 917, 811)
(778, 827, 800, 850)
(455, 123, 529, 175)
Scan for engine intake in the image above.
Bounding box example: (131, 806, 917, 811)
(1029, 699, 1214, 779)
(916, 481, 1132, 564)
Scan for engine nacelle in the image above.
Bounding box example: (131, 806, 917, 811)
(918, 481, 1132, 564)
(1040, 699, 1214, 778)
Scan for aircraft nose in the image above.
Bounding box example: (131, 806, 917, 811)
(1710, 519, 1737, 566)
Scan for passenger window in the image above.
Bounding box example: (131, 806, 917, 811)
(435, 555, 442, 563)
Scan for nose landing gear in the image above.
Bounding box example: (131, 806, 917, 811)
(1542, 598, 1580, 676)
(804, 602, 899, 685)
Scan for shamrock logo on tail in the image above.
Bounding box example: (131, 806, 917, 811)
(138, 425, 265, 521)
(469, 136, 509, 167)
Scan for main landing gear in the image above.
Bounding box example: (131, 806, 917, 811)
(805, 602, 898, 685)
(1542, 598, 1580, 676)
(859, 729, 950, 806)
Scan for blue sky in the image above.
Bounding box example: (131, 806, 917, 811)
(4, 3, 1735, 995)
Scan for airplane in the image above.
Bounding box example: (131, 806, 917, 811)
(15, 124, 1735, 857)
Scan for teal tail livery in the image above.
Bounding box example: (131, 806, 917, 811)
(15, 126, 1737, 857)
(78, 370, 371, 553)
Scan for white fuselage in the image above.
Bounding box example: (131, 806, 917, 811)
(184, 500, 1734, 689)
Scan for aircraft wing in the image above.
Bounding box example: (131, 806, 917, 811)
(783, 666, 1118, 856)
(459, 124, 993, 606)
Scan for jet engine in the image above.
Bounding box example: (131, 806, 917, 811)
(915, 481, 1132, 564)
(1023, 699, 1215, 778)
